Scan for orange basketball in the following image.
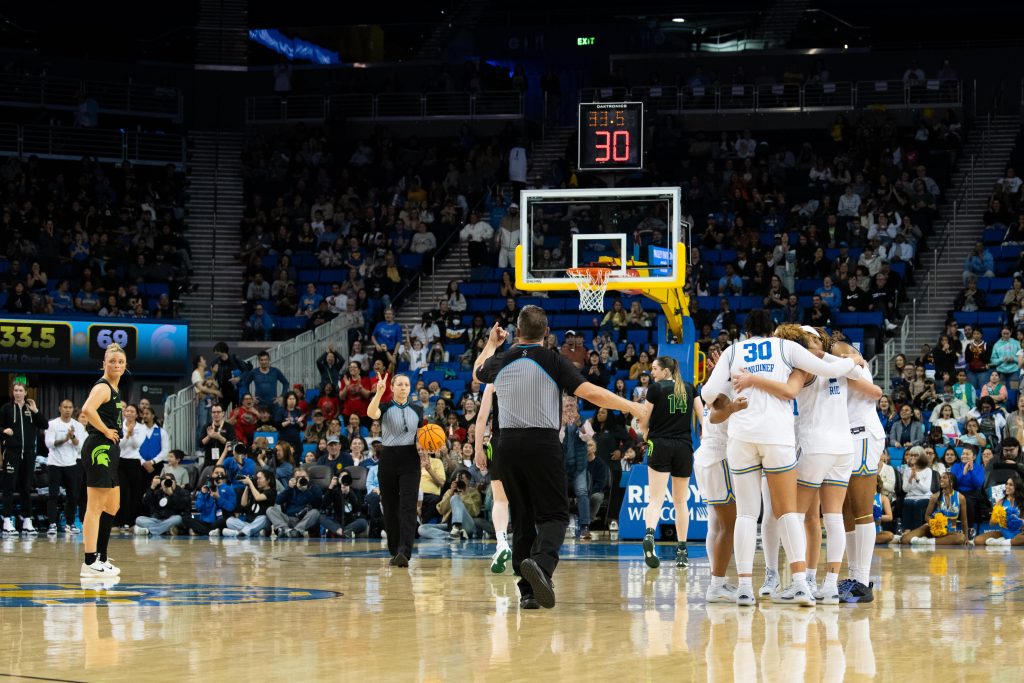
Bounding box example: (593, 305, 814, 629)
(417, 423, 447, 452)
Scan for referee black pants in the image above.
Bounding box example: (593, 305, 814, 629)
(499, 429, 569, 597)
(378, 445, 420, 559)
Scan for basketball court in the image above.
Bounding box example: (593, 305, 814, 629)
(0, 536, 1018, 681)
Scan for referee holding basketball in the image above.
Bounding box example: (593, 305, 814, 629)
(367, 373, 422, 568)
(475, 306, 649, 608)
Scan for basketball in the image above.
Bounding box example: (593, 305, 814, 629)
(417, 423, 447, 452)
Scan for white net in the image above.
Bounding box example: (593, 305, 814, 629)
(566, 267, 611, 312)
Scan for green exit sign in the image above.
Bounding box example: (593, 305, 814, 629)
(577, 36, 596, 46)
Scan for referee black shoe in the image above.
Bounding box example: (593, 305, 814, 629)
(519, 596, 540, 609)
(394, 553, 410, 568)
(520, 559, 555, 608)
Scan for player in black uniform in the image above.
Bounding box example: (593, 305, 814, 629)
(638, 355, 696, 568)
(475, 383, 510, 573)
(79, 343, 126, 577)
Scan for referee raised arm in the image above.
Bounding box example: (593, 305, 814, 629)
(474, 305, 649, 609)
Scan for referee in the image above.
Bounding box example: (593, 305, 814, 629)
(367, 373, 423, 568)
(474, 306, 649, 609)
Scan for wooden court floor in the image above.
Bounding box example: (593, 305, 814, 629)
(1, 535, 1023, 682)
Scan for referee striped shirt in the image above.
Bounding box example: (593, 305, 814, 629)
(379, 401, 423, 447)
(477, 344, 586, 431)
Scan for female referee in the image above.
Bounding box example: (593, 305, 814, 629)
(367, 373, 423, 568)
(79, 343, 127, 577)
(638, 355, 696, 569)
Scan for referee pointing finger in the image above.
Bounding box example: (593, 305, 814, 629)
(474, 306, 650, 609)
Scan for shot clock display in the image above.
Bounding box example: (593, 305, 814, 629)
(0, 315, 187, 376)
(577, 101, 643, 171)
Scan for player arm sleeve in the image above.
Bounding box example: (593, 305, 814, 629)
(786, 343, 856, 378)
(700, 353, 732, 404)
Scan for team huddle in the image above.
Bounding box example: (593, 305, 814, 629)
(694, 309, 885, 606)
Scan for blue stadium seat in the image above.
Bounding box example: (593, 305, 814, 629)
(977, 311, 1005, 326)
(953, 311, 978, 325)
(398, 253, 424, 271)
(274, 316, 307, 331)
(887, 447, 905, 469)
(319, 269, 344, 283)
(298, 269, 319, 283)
(420, 371, 444, 386)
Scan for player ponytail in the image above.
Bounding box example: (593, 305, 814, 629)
(773, 323, 810, 348)
(655, 355, 686, 403)
(812, 326, 834, 353)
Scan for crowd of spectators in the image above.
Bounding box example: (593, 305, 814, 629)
(0, 157, 191, 318)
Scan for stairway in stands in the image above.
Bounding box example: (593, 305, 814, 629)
(179, 132, 246, 342)
(395, 242, 472, 328)
(195, 0, 248, 68)
(528, 127, 575, 187)
(907, 114, 1021, 351)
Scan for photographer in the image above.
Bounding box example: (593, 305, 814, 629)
(417, 470, 484, 540)
(218, 442, 258, 499)
(223, 469, 277, 537)
(364, 462, 384, 536)
(183, 466, 237, 536)
(321, 470, 369, 538)
(133, 474, 190, 536)
(318, 436, 353, 477)
(267, 467, 323, 537)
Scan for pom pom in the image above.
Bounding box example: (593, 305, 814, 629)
(872, 504, 883, 522)
(992, 504, 1008, 528)
(929, 513, 949, 538)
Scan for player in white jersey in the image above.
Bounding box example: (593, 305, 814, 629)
(833, 340, 884, 604)
(701, 310, 861, 607)
(693, 386, 748, 604)
(735, 325, 872, 604)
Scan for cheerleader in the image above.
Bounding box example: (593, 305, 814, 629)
(973, 474, 1024, 546)
(701, 310, 861, 607)
(898, 471, 968, 546)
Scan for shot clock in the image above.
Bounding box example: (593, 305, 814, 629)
(577, 101, 643, 171)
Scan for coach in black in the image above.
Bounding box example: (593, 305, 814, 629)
(474, 305, 649, 609)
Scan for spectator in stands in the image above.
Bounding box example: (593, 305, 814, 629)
(991, 326, 1022, 387)
(316, 346, 344, 389)
(858, 241, 883, 276)
(804, 294, 832, 327)
(951, 369, 977, 410)
(162, 450, 190, 489)
(718, 264, 743, 295)
(418, 469, 484, 540)
(224, 394, 256, 445)
(275, 392, 306, 452)
(900, 446, 934, 530)
(411, 313, 441, 347)
(890, 404, 924, 448)
(222, 469, 277, 538)
(461, 211, 494, 268)
(420, 448, 447, 523)
(842, 276, 870, 312)
(371, 307, 402, 362)
(318, 436, 353, 479)
(446, 280, 467, 314)
(958, 418, 988, 450)
(560, 331, 589, 370)
(219, 441, 258, 494)
(629, 351, 653, 380)
(268, 467, 323, 537)
(237, 351, 289, 408)
(199, 403, 231, 464)
(245, 304, 274, 341)
(981, 371, 1009, 408)
(955, 277, 984, 312)
(963, 241, 995, 286)
(838, 185, 861, 218)
(1008, 395, 1024, 445)
(964, 329, 990, 392)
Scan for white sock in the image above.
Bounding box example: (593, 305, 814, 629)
(779, 512, 807, 574)
(824, 571, 839, 587)
(823, 513, 847, 564)
(493, 500, 510, 547)
(805, 568, 817, 584)
(738, 576, 753, 591)
(710, 575, 726, 589)
(497, 530, 508, 547)
(760, 477, 780, 572)
(792, 571, 805, 584)
(856, 523, 875, 584)
(734, 516, 758, 575)
(846, 529, 858, 579)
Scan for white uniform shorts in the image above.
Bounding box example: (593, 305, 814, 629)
(694, 459, 734, 507)
(726, 439, 797, 476)
(851, 433, 884, 476)
(796, 451, 853, 488)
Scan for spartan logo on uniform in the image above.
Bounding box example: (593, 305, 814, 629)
(91, 444, 111, 467)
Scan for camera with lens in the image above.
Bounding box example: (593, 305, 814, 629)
(232, 442, 247, 457)
(340, 472, 353, 486)
(455, 479, 467, 492)
(161, 477, 175, 489)
(297, 476, 309, 487)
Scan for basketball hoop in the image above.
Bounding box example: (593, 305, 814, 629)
(566, 267, 612, 312)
